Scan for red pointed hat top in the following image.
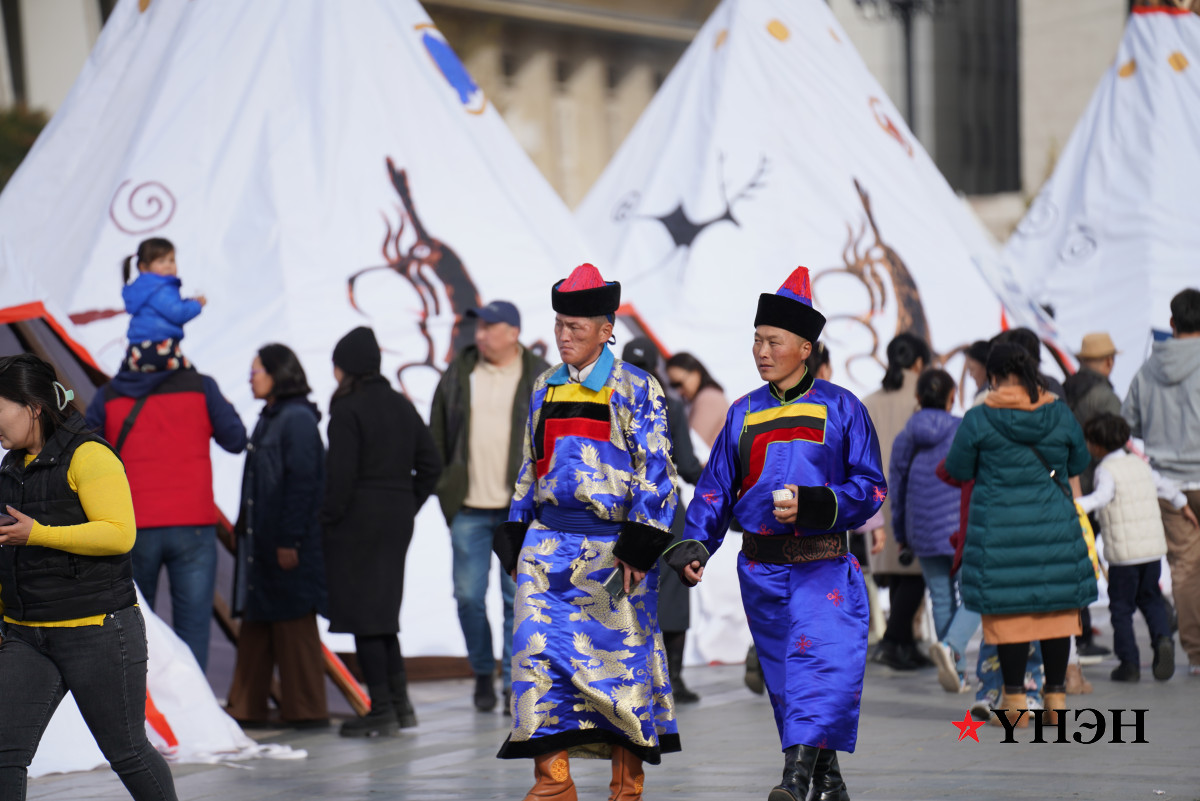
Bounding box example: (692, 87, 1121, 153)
(559, 262, 607, 292)
(777, 265, 813, 307)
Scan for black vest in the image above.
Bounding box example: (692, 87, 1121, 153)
(0, 415, 136, 621)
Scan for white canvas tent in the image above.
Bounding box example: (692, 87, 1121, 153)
(1003, 5, 1200, 395)
(576, 0, 1050, 401)
(574, 0, 1056, 663)
(0, 0, 589, 666)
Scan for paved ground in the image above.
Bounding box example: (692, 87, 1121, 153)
(28, 617, 1200, 801)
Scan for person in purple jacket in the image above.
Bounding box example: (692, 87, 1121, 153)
(888, 369, 966, 654)
(121, 238, 206, 373)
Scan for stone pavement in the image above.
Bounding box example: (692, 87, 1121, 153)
(28, 628, 1200, 801)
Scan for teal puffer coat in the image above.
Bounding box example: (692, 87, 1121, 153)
(945, 396, 1097, 615)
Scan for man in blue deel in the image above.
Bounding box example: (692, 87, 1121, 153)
(666, 265, 885, 801)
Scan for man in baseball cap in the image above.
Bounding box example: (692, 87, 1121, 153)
(430, 299, 547, 714)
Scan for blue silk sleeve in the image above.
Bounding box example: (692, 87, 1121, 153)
(623, 376, 679, 531)
(676, 401, 744, 563)
(507, 385, 544, 526)
(829, 397, 887, 530)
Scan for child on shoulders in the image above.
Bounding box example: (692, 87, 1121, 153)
(122, 237, 206, 373)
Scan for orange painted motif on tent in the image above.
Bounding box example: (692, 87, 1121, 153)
(145, 690, 178, 749)
(869, 98, 913, 157)
(1168, 51, 1189, 72)
(0, 302, 105, 373)
(767, 20, 789, 42)
(1118, 59, 1137, 78)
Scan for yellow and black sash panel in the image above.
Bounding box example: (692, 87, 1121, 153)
(535, 384, 614, 478)
(738, 403, 828, 495)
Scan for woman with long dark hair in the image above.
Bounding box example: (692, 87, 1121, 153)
(862, 332, 933, 670)
(665, 352, 727, 449)
(945, 343, 1096, 728)
(227, 344, 329, 728)
(0, 354, 177, 800)
(321, 327, 442, 737)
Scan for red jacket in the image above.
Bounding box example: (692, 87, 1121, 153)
(87, 369, 247, 529)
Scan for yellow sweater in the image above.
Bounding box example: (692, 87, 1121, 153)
(1, 442, 137, 627)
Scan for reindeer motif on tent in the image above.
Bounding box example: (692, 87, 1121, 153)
(612, 153, 768, 282)
(347, 158, 481, 392)
(812, 179, 933, 381)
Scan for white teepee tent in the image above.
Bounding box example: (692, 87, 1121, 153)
(576, 0, 1046, 399)
(1002, 5, 1200, 395)
(574, 0, 1060, 665)
(0, 0, 589, 663)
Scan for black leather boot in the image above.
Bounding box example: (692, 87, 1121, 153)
(664, 632, 700, 704)
(388, 668, 418, 728)
(339, 683, 399, 738)
(811, 749, 850, 801)
(767, 744, 820, 801)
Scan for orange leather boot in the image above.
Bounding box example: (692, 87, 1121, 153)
(607, 746, 645, 801)
(523, 750, 577, 801)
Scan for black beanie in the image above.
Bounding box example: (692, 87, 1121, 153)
(333, 326, 381, 376)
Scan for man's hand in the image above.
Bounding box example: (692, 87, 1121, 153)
(614, 557, 646, 595)
(682, 560, 705, 586)
(276, 547, 299, 571)
(0, 506, 35, 546)
(771, 483, 799, 525)
(869, 527, 886, 555)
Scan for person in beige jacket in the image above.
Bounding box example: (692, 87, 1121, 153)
(862, 333, 931, 670)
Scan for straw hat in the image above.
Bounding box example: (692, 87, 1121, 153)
(1076, 332, 1118, 360)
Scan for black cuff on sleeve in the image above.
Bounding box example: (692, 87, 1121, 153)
(493, 521, 529, 574)
(663, 540, 710, 587)
(794, 486, 838, 530)
(612, 521, 674, 573)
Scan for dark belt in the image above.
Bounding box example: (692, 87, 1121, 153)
(742, 531, 848, 564)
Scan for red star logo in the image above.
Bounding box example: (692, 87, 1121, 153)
(952, 711, 985, 742)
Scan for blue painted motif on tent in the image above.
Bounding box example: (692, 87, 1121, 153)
(422, 31, 479, 106)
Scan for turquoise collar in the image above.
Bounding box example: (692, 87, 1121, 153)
(546, 345, 614, 390)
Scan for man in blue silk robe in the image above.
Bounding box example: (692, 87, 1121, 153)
(666, 266, 885, 801)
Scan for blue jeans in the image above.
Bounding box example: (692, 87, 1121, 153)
(921, 555, 980, 673)
(450, 508, 516, 684)
(0, 607, 178, 800)
(1107, 560, 1171, 666)
(131, 525, 217, 671)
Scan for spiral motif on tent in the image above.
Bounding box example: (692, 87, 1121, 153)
(1059, 221, 1098, 263)
(109, 180, 176, 235)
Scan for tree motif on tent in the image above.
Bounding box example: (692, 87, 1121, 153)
(347, 158, 481, 393)
(812, 178, 931, 380)
(611, 153, 768, 281)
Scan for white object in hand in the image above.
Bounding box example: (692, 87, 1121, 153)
(772, 488, 794, 512)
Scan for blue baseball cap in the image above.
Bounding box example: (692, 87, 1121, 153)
(466, 300, 520, 328)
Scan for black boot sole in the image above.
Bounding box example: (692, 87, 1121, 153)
(768, 787, 802, 801)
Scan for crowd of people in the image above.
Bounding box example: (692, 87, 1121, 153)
(0, 234, 1196, 801)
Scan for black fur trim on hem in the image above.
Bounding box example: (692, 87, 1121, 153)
(496, 730, 681, 764)
(493, 521, 529, 574)
(662, 540, 710, 587)
(613, 521, 674, 573)
(794, 486, 838, 530)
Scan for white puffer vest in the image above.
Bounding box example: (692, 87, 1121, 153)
(1098, 454, 1168, 565)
